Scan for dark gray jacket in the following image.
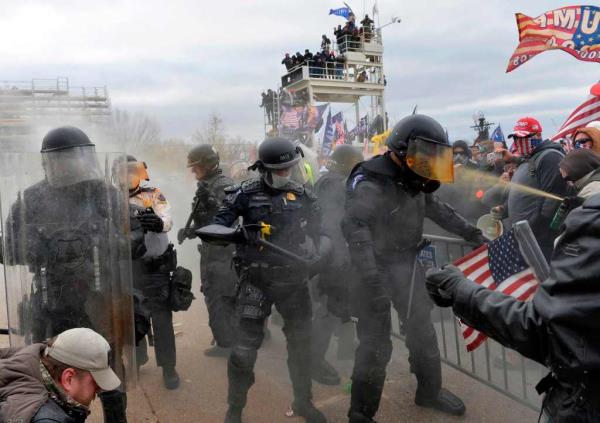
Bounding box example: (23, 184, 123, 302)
(507, 141, 567, 258)
(450, 193, 600, 422)
(31, 399, 86, 423)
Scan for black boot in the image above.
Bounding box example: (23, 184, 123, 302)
(99, 390, 127, 423)
(162, 366, 180, 390)
(311, 358, 341, 386)
(415, 388, 466, 416)
(292, 399, 327, 423)
(224, 405, 243, 423)
(348, 410, 377, 423)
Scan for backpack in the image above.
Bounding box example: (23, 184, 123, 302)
(169, 266, 195, 312)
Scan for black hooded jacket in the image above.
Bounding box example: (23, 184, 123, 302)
(450, 193, 600, 421)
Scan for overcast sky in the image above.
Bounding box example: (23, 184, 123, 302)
(1, 0, 598, 143)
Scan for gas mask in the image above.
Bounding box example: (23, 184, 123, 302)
(453, 153, 469, 166)
(270, 172, 292, 189)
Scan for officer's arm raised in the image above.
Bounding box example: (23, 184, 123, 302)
(425, 194, 485, 245)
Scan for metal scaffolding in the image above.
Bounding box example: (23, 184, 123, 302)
(0, 77, 112, 147)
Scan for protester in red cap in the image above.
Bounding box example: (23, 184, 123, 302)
(505, 116, 568, 260)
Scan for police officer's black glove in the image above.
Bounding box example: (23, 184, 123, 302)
(425, 265, 465, 307)
(465, 230, 487, 248)
(177, 227, 196, 243)
(138, 212, 164, 233)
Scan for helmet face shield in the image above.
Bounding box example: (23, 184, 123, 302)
(42, 145, 102, 188)
(127, 161, 149, 190)
(291, 159, 309, 185)
(265, 160, 307, 189)
(406, 137, 454, 183)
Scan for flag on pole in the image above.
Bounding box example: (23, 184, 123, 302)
(551, 82, 600, 141)
(507, 6, 600, 73)
(453, 229, 541, 352)
(490, 125, 505, 143)
(280, 105, 301, 129)
(321, 110, 335, 160)
(329, 6, 352, 19)
(305, 104, 329, 129)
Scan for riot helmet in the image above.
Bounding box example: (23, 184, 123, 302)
(386, 114, 454, 184)
(187, 144, 220, 170)
(251, 137, 304, 189)
(41, 126, 102, 188)
(328, 145, 364, 175)
(126, 155, 149, 193)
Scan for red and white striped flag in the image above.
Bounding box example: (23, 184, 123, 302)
(280, 106, 301, 130)
(453, 229, 540, 351)
(551, 82, 600, 141)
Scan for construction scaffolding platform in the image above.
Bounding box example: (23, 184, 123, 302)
(281, 33, 385, 104)
(0, 77, 112, 146)
(268, 28, 387, 147)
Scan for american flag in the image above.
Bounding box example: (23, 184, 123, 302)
(453, 229, 540, 351)
(280, 106, 301, 129)
(507, 6, 600, 73)
(551, 83, 600, 141)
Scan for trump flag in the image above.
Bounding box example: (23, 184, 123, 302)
(507, 6, 600, 72)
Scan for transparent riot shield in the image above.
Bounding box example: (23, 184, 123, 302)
(0, 151, 136, 386)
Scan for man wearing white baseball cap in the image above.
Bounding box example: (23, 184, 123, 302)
(0, 328, 121, 423)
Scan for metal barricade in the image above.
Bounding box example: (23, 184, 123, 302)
(390, 234, 544, 411)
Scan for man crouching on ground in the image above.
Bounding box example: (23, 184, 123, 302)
(0, 328, 121, 423)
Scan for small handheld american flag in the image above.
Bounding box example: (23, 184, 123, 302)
(453, 228, 541, 352)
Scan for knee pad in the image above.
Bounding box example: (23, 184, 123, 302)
(230, 346, 257, 370)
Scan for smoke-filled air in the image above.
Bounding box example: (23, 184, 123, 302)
(1, 2, 600, 423)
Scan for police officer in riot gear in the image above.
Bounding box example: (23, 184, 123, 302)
(1, 126, 133, 423)
(178, 144, 237, 356)
(311, 145, 364, 386)
(127, 155, 180, 389)
(343, 115, 486, 422)
(210, 137, 328, 423)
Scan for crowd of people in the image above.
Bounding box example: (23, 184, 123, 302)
(334, 13, 374, 52)
(1, 113, 600, 423)
(280, 13, 376, 79)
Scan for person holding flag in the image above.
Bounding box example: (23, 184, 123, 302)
(426, 201, 600, 421)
